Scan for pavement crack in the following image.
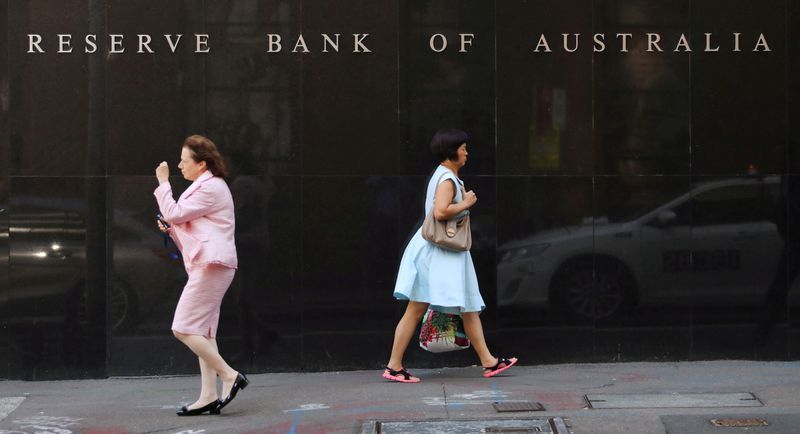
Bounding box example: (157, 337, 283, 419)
(442, 383, 449, 418)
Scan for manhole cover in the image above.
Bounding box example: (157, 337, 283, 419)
(360, 417, 569, 434)
(662, 414, 800, 433)
(493, 401, 545, 412)
(710, 418, 769, 427)
(585, 392, 762, 409)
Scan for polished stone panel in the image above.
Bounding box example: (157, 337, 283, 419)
(204, 0, 302, 177)
(496, 176, 596, 362)
(106, 0, 206, 176)
(7, 177, 101, 379)
(593, 176, 693, 361)
(789, 0, 800, 174)
(0, 190, 8, 380)
(0, 0, 8, 182)
(301, 176, 402, 369)
(688, 175, 785, 359)
(780, 176, 800, 359)
(301, 176, 402, 309)
(496, 0, 590, 176)
(789, 1, 800, 359)
(399, 0, 495, 176)
(0, 0, 8, 381)
(594, 0, 691, 176)
(3, 0, 798, 379)
(228, 175, 303, 371)
(8, 0, 89, 176)
(302, 0, 399, 176)
(690, 0, 786, 175)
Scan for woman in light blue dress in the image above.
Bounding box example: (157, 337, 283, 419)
(383, 128, 517, 383)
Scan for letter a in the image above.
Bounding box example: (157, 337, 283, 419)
(753, 33, 771, 52)
(674, 33, 691, 52)
(534, 34, 551, 52)
(292, 34, 310, 53)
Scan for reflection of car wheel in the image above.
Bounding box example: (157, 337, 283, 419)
(109, 277, 139, 333)
(77, 276, 139, 333)
(550, 257, 635, 320)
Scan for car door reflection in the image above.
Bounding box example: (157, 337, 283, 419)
(498, 176, 787, 322)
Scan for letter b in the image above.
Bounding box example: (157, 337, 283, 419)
(267, 34, 282, 53)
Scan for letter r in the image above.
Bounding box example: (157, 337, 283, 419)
(28, 34, 44, 53)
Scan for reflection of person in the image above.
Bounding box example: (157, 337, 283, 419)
(758, 175, 800, 342)
(383, 129, 517, 383)
(363, 176, 400, 296)
(230, 173, 275, 363)
(224, 120, 277, 363)
(154, 135, 248, 415)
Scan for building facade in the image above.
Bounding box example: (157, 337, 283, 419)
(1, 0, 799, 379)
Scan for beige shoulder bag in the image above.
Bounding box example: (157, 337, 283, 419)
(421, 173, 472, 251)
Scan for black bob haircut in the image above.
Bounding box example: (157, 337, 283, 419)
(430, 128, 469, 162)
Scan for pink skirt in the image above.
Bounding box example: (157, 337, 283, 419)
(172, 264, 236, 338)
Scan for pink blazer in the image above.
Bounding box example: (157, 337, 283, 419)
(154, 170, 238, 269)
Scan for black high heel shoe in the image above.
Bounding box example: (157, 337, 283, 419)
(218, 372, 249, 411)
(176, 399, 221, 416)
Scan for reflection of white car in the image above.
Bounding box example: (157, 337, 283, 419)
(498, 176, 784, 320)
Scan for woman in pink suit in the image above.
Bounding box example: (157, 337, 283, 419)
(154, 135, 249, 416)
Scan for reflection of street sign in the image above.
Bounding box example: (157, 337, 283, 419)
(528, 86, 566, 170)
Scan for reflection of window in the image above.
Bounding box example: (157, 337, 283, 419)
(691, 184, 770, 226)
(11, 206, 86, 240)
(669, 199, 692, 226)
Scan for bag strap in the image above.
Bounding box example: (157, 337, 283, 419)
(432, 170, 460, 205)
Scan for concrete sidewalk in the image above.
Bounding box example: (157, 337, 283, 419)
(1, 361, 799, 433)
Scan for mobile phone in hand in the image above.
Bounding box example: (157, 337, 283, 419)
(156, 213, 170, 229)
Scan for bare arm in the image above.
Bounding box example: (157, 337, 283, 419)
(433, 179, 477, 221)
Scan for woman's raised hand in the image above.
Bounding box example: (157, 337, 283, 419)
(155, 161, 169, 184)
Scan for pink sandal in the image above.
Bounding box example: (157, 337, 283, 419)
(483, 357, 518, 378)
(383, 367, 421, 383)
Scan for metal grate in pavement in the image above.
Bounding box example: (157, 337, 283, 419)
(493, 401, 545, 412)
(586, 392, 762, 409)
(710, 418, 769, 427)
(360, 417, 570, 434)
(662, 414, 800, 433)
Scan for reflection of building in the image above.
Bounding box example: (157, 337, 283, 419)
(595, 1, 690, 175)
(205, 0, 299, 176)
(527, 86, 565, 170)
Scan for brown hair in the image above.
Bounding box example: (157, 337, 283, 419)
(182, 134, 227, 178)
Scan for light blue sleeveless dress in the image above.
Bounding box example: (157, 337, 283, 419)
(393, 165, 485, 314)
